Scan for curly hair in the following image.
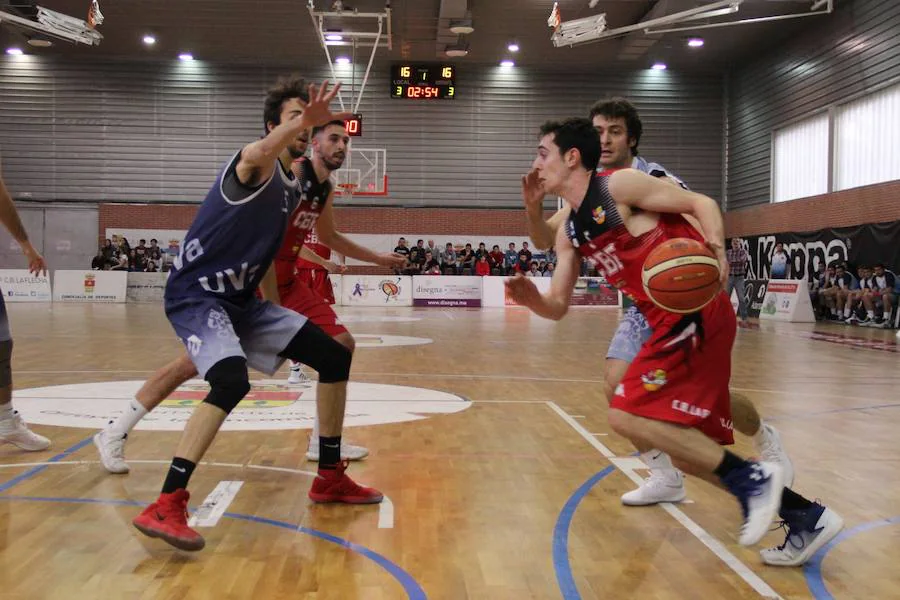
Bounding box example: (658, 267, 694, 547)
(588, 97, 643, 156)
(262, 74, 310, 134)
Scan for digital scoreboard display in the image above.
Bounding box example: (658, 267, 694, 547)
(390, 64, 456, 100)
(344, 114, 362, 137)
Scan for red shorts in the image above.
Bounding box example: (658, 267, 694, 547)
(296, 268, 335, 305)
(279, 277, 347, 338)
(611, 293, 736, 445)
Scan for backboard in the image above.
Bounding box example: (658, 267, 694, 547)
(333, 147, 387, 198)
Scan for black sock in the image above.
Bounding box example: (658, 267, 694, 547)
(319, 436, 342, 470)
(161, 457, 196, 494)
(779, 487, 813, 518)
(714, 450, 751, 480)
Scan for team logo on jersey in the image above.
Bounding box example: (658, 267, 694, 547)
(592, 206, 606, 225)
(641, 369, 667, 392)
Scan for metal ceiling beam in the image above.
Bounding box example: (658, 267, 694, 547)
(616, 0, 682, 62)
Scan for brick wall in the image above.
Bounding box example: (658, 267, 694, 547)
(99, 204, 557, 274)
(725, 180, 900, 237)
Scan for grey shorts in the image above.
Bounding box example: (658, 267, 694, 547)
(0, 292, 10, 342)
(606, 305, 652, 362)
(165, 295, 308, 378)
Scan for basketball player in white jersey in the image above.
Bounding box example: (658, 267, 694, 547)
(0, 177, 50, 452)
(523, 98, 792, 506)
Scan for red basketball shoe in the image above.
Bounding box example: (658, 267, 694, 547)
(133, 489, 205, 551)
(308, 460, 383, 504)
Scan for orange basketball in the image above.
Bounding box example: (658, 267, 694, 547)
(641, 238, 721, 314)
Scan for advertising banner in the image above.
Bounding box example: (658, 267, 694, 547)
(53, 270, 127, 303)
(412, 276, 482, 307)
(0, 270, 51, 302)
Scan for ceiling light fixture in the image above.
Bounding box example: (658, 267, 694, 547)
(178, 52, 194, 61)
(27, 37, 53, 48)
(687, 38, 704, 47)
(143, 35, 156, 46)
(507, 42, 520, 52)
(325, 33, 343, 41)
(449, 19, 474, 34)
(500, 59, 515, 68)
(335, 56, 350, 65)
(445, 43, 468, 57)
(651, 62, 667, 70)
(6, 47, 23, 56)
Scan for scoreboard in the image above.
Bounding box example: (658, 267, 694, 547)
(390, 64, 456, 100)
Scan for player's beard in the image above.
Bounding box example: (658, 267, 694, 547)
(287, 142, 307, 160)
(323, 153, 345, 171)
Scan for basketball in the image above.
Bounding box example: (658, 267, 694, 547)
(642, 238, 721, 313)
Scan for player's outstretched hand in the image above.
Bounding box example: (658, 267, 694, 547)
(21, 241, 47, 276)
(299, 81, 354, 130)
(521, 169, 546, 213)
(378, 252, 408, 269)
(504, 273, 541, 309)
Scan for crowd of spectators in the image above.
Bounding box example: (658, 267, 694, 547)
(91, 237, 168, 272)
(390, 237, 584, 278)
(811, 261, 899, 328)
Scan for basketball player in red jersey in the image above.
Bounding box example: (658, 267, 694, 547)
(94, 111, 404, 473)
(508, 118, 842, 565)
(286, 225, 345, 385)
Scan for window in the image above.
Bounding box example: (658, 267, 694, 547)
(772, 113, 829, 203)
(834, 82, 900, 191)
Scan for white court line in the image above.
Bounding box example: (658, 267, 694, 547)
(0, 459, 394, 529)
(188, 480, 243, 527)
(546, 401, 782, 600)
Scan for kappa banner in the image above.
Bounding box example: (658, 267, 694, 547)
(412, 275, 482, 307)
(53, 270, 127, 303)
(737, 219, 900, 282)
(341, 275, 412, 306)
(0, 270, 52, 302)
(759, 279, 816, 323)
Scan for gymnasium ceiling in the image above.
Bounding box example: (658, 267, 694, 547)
(0, 0, 839, 71)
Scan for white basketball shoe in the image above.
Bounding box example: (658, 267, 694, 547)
(0, 411, 50, 451)
(761, 503, 844, 566)
(621, 469, 686, 506)
(755, 424, 794, 487)
(93, 430, 129, 474)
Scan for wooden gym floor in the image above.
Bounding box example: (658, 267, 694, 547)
(0, 302, 897, 600)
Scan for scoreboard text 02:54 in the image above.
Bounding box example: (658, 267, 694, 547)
(390, 64, 456, 100)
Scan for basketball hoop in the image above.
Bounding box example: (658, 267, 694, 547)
(336, 182, 358, 200)
(547, 2, 561, 32)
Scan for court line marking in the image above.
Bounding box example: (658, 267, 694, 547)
(546, 401, 782, 600)
(0, 495, 425, 600)
(189, 480, 243, 528)
(0, 458, 395, 529)
(804, 516, 900, 600)
(0, 436, 93, 493)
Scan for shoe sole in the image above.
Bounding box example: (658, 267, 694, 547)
(1, 437, 50, 452)
(621, 488, 687, 506)
(92, 434, 130, 474)
(762, 511, 845, 567)
(740, 463, 785, 546)
(133, 520, 206, 551)
(308, 494, 384, 504)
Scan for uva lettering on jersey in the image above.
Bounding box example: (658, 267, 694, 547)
(165, 150, 301, 303)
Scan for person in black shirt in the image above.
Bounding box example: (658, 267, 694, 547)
(393, 237, 410, 274)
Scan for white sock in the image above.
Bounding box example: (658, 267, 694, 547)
(843, 307, 851, 317)
(831, 308, 838, 315)
(641, 449, 678, 476)
(0, 402, 13, 421)
(311, 414, 320, 440)
(867, 310, 874, 319)
(290, 362, 301, 371)
(885, 311, 892, 321)
(105, 398, 148, 437)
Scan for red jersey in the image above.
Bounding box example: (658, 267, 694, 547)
(273, 158, 331, 284)
(295, 226, 332, 271)
(565, 173, 710, 330)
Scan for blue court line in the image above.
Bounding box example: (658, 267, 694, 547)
(1, 495, 428, 600)
(0, 435, 93, 494)
(804, 516, 900, 600)
(552, 465, 617, 600)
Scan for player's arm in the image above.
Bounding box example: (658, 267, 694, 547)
(298, 245, 344, 273)
(506, 225, 579, 321)
(236, 81, 351, 187)
(315, 195, 406, 269)
(609, 168, 727, 284)
(258, 263, 281, 305)
(0, 177, 46, 276)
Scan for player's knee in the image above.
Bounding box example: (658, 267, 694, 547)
(607, 408, 635, 438)
(335, 331, 356, 354)
(176, 355, 199, 380)
(281, 323, 352, 383)
(203, 356, 251, 414)
(0, 339, 12, 388)
(318, 341, 352, 383)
